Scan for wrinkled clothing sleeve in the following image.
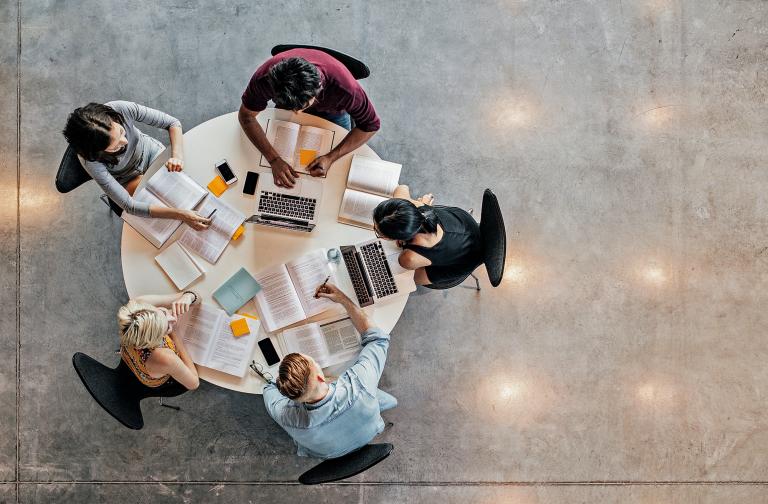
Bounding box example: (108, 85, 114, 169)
(82, 161, 151, 217)
(347, 327, 390, 392)
(107, 100, 181, 129)
(263, 382, 292, 422)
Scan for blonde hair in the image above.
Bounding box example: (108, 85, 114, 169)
(117, 300, 168, 349)
(276, 353, 313, 400)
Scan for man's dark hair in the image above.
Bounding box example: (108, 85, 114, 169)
(267, 57, 321, 110)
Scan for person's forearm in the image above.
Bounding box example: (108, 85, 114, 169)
(134, 293, 180, 307)
(326, 128, 376, 162)
(168, 125, 184, 158)
(171, 337, 198, 376)
(149, 204, 186, 220)
(339, 296, 374, 333)
(238, 111, 282, 162)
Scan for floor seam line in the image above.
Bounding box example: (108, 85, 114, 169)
(15, 481, 768, 486)
(15, 0, 21, 502)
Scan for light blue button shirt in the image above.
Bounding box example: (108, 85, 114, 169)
(263, 327, 392, 459)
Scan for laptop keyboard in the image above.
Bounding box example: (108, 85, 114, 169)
(258, 191, 317, 221)
(341, 246, 373, 307)
(360, 241, 398, 298)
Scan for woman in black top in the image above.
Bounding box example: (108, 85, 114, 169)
(373, 185, 483, 286)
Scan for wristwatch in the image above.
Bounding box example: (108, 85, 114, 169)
(182, 291, 199, 304)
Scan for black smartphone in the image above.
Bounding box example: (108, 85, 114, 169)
(243, 171, 259, 195)
(258, 337, 281, 366)
(215, 159, 237, 185)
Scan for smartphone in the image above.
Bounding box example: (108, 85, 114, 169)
(258, 338, 281, 366)
(215, 159, 237, 185)
(243, 171, 259, 195)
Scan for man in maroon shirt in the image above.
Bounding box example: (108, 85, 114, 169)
(239, 48, 381, 187)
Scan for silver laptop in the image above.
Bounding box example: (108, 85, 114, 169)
(337, 239, 416, 307)
(248, 175, 323, 232)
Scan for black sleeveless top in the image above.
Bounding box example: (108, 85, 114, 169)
(402, 205, 483, 284)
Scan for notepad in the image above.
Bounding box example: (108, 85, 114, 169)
(207, 175, 228, 197)
(154, 242, 206, 290)
(229, 318, 250, 337)
(213, 267, 262, 315)
(231, 224, 245, 241)
(299, 148, 318, 166)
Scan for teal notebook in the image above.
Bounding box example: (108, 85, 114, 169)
(213, 268, 262, 315)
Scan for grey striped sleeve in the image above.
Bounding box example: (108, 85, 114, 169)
(82, 161, 152, 217)
(106, 100, 182, 130)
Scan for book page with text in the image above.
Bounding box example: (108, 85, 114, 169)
(206, 316, 260, 377)
(294, 126, 334, 170)
(122, 189, 181, 247)
(286, 249, 336, 318)
(281, 323, 332, 368)
(320, 318, 361, 367)
(338, 189, 387, 228)
(175, 303, 224, 366)
(347, 155, 402, 197)
(253, 264, 306, 332)
(176, 195, 245, 264)
(260, 120, 300, 168)
(146, 168, 207, 210)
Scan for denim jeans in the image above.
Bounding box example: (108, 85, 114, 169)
(308, 110, 352, 131)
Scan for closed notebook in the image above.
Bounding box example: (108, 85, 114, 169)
(213, 267, 262, 315)
(154, 242, 206, 290)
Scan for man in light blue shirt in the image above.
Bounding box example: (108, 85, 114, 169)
(262, 283, 397, 459)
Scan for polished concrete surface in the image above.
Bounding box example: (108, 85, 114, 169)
(3, 0, 768, 502)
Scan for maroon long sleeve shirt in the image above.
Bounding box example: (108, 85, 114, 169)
(241, 48, 381, 132)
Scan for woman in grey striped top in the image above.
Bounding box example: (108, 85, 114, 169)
(62, 101, 211, 230)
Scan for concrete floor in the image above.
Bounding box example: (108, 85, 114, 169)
(3, 0, 768, 502)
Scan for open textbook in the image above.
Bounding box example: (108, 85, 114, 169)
(122, 168, 208, 248)
(253, 249, 343, 332)
(175, 303, 260, 377)
(259, 119, 336, 174)
(177, 194, 247, 264)
(276, 318, 362, 369)
(338, 155, 402, 229)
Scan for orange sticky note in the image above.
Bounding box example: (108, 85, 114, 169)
(229, 318, 250, 337)
(207, 175, 228, 197)
(299, 149, 317, 165)
(231, 224, 245, 241)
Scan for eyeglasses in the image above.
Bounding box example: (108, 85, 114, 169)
(249, 360, 275, 384)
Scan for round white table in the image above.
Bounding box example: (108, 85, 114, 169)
(120, 109, 410, 394)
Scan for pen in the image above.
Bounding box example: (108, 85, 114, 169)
(207, 208, 218, 221)
(315, 275, 331, 298)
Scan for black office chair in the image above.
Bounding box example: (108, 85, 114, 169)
(72, 352, 187, 430)
(271, 44, 370, 80)
(55, 145, 123, 216)
(425, 189, 506, 291)
(298, 443, 393, 485)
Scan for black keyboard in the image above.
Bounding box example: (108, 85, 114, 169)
(258, 191, 317, 221)
(341, 246, 373, 307)
(360, 241, 398, 298)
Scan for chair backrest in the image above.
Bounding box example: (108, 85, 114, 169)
(271, 44, 370, 80)
(423, 272, 473, 290)
(298, 443, 393, 485)
(71, 352, 145, 430)
(479, 189, 506, 287)
(55, 145, 91, 193)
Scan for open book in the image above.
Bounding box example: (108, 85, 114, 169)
(338, 155, 402, 229)
(259, 119, 335, 174)
(253, 249, 342, 332)
(154, 242, 206, 290)
(175, 303, 260, 377)
(276, 318, 361, 369)
(122, 168, 208, 248)
(177, 194, 246, 264)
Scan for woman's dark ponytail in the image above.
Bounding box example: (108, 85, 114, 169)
(373, 198, 439, 241)
(62, 103, 125, 165)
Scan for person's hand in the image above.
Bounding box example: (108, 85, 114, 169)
(165, 157, 184, 172)
(418, 193, 435, 205)
(270, 157, 298, 187)
(307, 154, 333, 178)
(314, 283, 349, 304)
(171, 292, 195, 318)
(181, 210, 211, 231)
(396, 240, 407, 249)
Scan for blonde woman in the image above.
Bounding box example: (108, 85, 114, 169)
(118, 292, 200, 391)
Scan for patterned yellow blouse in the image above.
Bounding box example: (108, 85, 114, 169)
(120, 335, 180, 387)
